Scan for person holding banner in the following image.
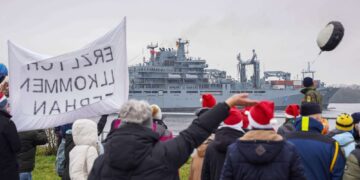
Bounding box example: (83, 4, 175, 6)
(0, 92, 21, 180)
(89, 93, 257, 180)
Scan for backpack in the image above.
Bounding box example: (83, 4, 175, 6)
(55, 139, 66, 177)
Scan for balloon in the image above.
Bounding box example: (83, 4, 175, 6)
(317, 21, 344, 52)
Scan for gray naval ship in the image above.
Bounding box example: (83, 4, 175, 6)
(129, 39, 338, 111)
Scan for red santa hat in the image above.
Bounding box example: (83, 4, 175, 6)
(247, 101, 275, 129)
(220, 107, 249, 132)
(285, 104, 300, 119)
(201, 94, 216, 108)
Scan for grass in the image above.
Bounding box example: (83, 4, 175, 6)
(33, 148, 191, 180)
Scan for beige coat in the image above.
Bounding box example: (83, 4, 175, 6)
(69, 119, 99, 180)
(343, 151, 360, 180)
(189, 136, 213, 180)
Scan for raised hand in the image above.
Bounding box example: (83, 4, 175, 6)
(225, 93, 258, 107)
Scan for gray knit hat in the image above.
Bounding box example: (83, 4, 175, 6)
(119, 99, 153, 128)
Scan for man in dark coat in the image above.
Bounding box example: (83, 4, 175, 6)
(89, 94, 257, 180)
(201, 107, 248, 180)
(0, 93, 21, 180)
(221, 101, 305, 180)
(18, 130, 48, 180)
(286, 103, 346, 180)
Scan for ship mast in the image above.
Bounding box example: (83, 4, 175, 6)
(176, 38, 188, 61)
(237, 49, 260, 88)
(147, 43, 158, 62)
(301, 62, 316, 79)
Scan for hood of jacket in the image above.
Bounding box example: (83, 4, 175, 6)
(294, 117, 323, 133)
(104, 123, 159, 171)
(236, 130, 284, 164)
(72, 119, 98, 146)
(214, 127, 245, 153)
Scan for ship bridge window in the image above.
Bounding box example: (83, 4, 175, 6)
(152, 91, 158, 93)
(170, 91, 181, 94)
(254, 91, 266, 93)
(129, 91, 142, 93)
(186, 91, 198, 93)
(230, 91, 241, 94)
(144, 91, 152, 93)
(240, 91, 253, 93)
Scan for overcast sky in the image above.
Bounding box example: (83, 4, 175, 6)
(0, 0, 359, 85)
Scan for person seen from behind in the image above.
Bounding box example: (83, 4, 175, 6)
(189, 94, 217, 180)
(0, 92, 21, 180)
(343, 124, 360, 180)
(301, 77, 322, 107)
(327, 113, 356, 158)
(18, 130, 48, 180)
(69, 119, 100, 180)
(201, 107, 249, 180)
(285, 103, 346, 180)
(89, 94, 257, 180)
(277, 104, 300, 136)
(189, 135, 213, 180)
(220, 101, 305, 180)
(351, 112, 360, 143)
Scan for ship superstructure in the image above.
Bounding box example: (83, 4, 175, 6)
(129, 39, 338, 111)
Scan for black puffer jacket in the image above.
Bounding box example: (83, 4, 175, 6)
(201, 127, 245, 180)
(0, 111, 21, 180)
(89, 103, 230, 180)
(62, 132, 75, 180)
(17, 130, 48, 172)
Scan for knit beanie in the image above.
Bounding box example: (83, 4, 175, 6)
(351, 112, 360, 124)
(300, 103, 322, 116)
(303, 77, 314, 87)
(151, 104, 162, 120)
(336, 113, 354, 132)
(247, 101, 275, 129)
(201, 94, 216, 108)
(119, 100, 153, 129)
(285, 104, 300, 119)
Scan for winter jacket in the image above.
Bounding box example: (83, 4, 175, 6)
(328, 129, 356, 158)
(0, 110, 21, 180)
(285, 117, 346, 180)
(343, 144, 360, 180)
(69, 120, 99, 180)
(189, 136, 213, 180)
(221, 130, 306, 180)
(301, 87, 322, 107)
(201, 127, 245, 180)
(153, 119, 173, 142)
(89, 102, 230, 180)
(62, 130, 75, 180)
(277, 118, 296, 136)
(17, 130, 48, 172)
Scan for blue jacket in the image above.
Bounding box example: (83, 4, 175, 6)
(220, 130, 305, 180)
(286, 117, 346, 180)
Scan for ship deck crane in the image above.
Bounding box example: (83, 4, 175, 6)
(237, 49, 260, 88)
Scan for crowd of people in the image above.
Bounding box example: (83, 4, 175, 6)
(0, 60, 360, 180)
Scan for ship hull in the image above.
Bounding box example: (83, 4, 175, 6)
(129, 87, 338, 112)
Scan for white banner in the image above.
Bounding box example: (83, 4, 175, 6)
(8, 19, 128, 131)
